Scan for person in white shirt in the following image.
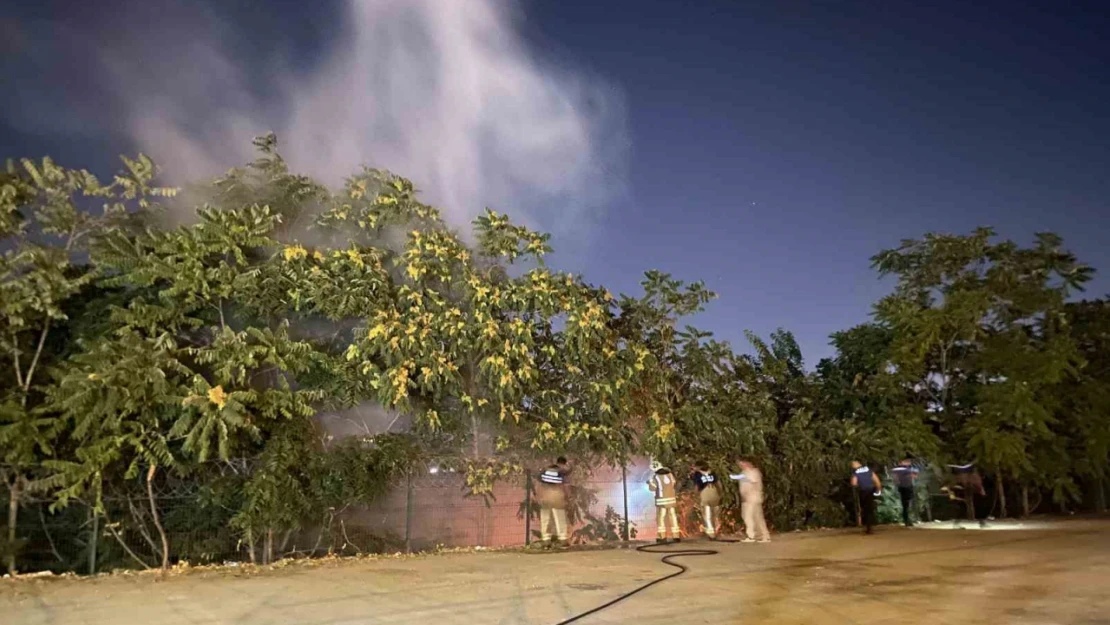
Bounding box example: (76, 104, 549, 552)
(729, 459, 770, 543)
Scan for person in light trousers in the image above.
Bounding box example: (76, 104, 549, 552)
(535, 457, 571, 545)
(730, 459, 770, 543)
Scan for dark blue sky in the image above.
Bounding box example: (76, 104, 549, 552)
(528, 0, 1110, 362)
(3, 0, 1108, 364)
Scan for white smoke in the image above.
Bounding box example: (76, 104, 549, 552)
(97, 0, 627, 242)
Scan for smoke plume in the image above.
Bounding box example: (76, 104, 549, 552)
(3, 0, 628, 243)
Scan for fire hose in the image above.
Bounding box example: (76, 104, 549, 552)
(552, 538, 740, 625)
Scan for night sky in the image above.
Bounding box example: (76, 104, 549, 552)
(2, 0, 1108, 364)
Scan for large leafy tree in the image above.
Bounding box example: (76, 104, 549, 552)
(1, 155, 171, 573)
(872, 228, 1092, 516)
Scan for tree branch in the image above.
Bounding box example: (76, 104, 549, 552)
(10, 331, 23, 389)
(145, 465, 171, 570)
(104, 520, 152, 570)
(21, 320, 51, 399)
(37, 504, 64, 563)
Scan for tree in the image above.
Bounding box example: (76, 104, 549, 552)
(872, 229, 1092, 516)
(1, 154, 172, 573)
(1056, 300, 1110, 513)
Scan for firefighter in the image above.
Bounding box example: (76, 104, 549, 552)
(536, 456, 571, 546)
(648, 461, 680, 543)
(690, 460, 722, 539)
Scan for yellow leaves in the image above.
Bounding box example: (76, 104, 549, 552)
(406, 263, 423, 281)
(603, 289, 614, 302)
(657, 422, 676, 441)
(312, 251, 325, 263)
(374, 194, 397, 206)
(87, 373, 99, 381)
(425, 409, 440, 430)
(389, 336, 400, 351)
(346, 248, 365, 268)
(477, 398, 489, 407)
(368, 324, 387, 340)
(208, 385, 228, 409)
(390, 365, 411, 404)
(345, 344, 360, 361)
(499, 371, 514, 388)
(282, 245, 307, 261)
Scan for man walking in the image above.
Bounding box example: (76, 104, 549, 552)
(891, 457, 919, 527)
(729, 459, 770, 543)
(851, 461, 881, 534)
(947, 463, 988, 528)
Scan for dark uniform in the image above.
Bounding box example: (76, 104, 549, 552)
(852, 464, 880, 534)
(690, 470, 721, 538)
(891, 462, 919, 527)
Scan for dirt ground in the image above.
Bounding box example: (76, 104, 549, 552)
(4, 517, 1110, 625)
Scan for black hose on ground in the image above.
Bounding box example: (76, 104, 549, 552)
(551, 537, 740, 625)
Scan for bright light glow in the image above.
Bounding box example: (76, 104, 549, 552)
(914, 520, 1061, 531)
(429, 466, 439, 475)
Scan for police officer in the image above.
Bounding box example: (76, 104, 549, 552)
(891, 457, 920, 527)
(851, 460, 882, 534)
(648, 461, 680, 543)
(689, 460, 721, 539)
(536, 457, 571, 546)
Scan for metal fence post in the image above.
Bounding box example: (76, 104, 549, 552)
(404, 471, 414, 553)
(87, 507, 98, 575)
(524, 470, 532, 546)
(622, 464, 630, 542)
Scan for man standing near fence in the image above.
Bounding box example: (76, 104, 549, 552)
(891, 457, 919, 527)
(851, 460, 881, 534)
(729, 459, 770, 543)
(536, 457, 571, 547)
(690, 460, 722, 539)
(648, 461, 681, 543)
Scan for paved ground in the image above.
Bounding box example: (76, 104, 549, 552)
(4, 518, 1110, 625)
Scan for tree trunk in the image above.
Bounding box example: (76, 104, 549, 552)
(265, 529, 274, 565)
(246, 528, 257, 564)
(6, 476, 20, 575)
(145, 466, 170, 571)
(1021, 484, 1031, 518)
(88, 507, 99, 575)
(1095, 477, 1107, 514)
(996, 472, 1007, 518)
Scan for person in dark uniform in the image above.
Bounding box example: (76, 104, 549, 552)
(689, 460, 721, 539)
(536, 457, 571, 546)
(851, 460, 882, 534)
(891, 457, 920, 527)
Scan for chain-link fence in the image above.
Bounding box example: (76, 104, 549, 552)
(9, 458, 720, 575)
